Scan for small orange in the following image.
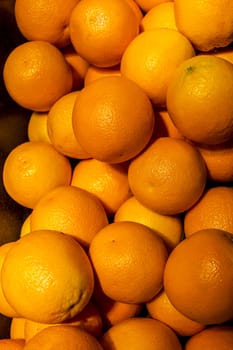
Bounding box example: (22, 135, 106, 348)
(121, 28, 195, 106)
(24, 301, 103, 341)
(174, 0, 233, 51)
(10, 318, 26, 340)
(47, 91, 90, 159)
(166, 55, 233, 145)
(84, 65, 121, 86)
(0, 339, 25, 350)
(30, 185, 108, 248)
(71, 159, 131, 216)
(1, 230, 94, 324)
(72, 76, 155, 164)
(0, 242, 19, 318)
(69, 0, 139, 67)
(20, 213, 31, 237)
(23, 325, 103, 350)
(62, 45, 89, 90)
(164, 228, 233, 325)
(27, 111, 51, 144)
(135, 0, 171, 13)
(100, 317, 182, 350)
(93, 281, 142, 329)
(14, 0, 80, 48)
(146, 289, 205, 337)
(184, 186, 233, 237)
(3, 141, 72, 209)
(196, 139, 233, 183)
(128, 137, 207, 215)
(141, 2, 178, 32)
(89, 221, 168, 304)
(3, 41, 73, 111)
(184, 325, 233, 350)
(114, 195, 183, 251)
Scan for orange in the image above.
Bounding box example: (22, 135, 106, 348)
(24, 301, 103, 341)
(184, 325, 233, 350)
(141, 2, 178, 32)
(1, 229, 94, 324)
(72, 76, 155, 163)
(47, 91, 90, 159)
(146, 289, 205, 337)
(62, 45, 89, 90)
(14, 0, 80, 48)
(0, 339, 25, 349)
(164, 228, 233, 325)
(200, 45, 233, 65)
(125, 0, 143, 24)
(196, 139, 233, 183)
(20, 213, 31, 237)
(3, 40, 73, 111)
(71, 159, 131, 216)
(0, 242, 19, 318)
(69, 0, 139, 67)
(93, 281, 142, 329)
(10, 318, 26, 339)
(152, 109, 184, 139)
(30, 185, 108, 248)
(135, 0, 172, 13)
(184, 186, 233, 237)
(89, 221, 168, 304)
(3, 141, 72, 209)
(100, 317, 182, 350)
(23, 325, 103, 350)
(84, 65, 121, 86)
(120, 28, 195, 106)
(128, 137, 207, 215)
(27, 111, 51, 144)
(114, 195, 183, 251)
(174, 0, 233, 51)
(166, 55, 233, 145)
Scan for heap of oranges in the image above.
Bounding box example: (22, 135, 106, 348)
(0, 0, 233, 349)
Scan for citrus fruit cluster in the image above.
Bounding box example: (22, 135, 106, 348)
(0, 0, 233, 349)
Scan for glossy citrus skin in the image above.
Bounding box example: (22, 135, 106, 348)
(89, 221, 168, 304)
(3, 41, 72, 111)
(164, 228, 233, 325)
(1, 230, 94, 324)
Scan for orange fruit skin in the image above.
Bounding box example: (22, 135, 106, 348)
(27, 111, 51, 144)
(100, 317, 182, 350)
(0, 338, 25, 350)
(164, 228, 233, 325)
(1, 230, 94, 324)
(114, 195, 183, 252)
(10, 318, 26, 340)
(120, 28, 195, 106)
(71, 159, 131, 216)
(72, 76, 155, 164)
(152, 109, 184, 140)
(135, 0, 171, 12)
(184, 325, 233, 350)
(146, 289, 205, 337)
(3, 41, 72, 112)
(184, 186, 233, 237)
(174, 0, 233, 51)
(23, 325, 103, 350)
(141, 2, 178, 32)
(196, 139, 233, 183)
(24, 301, 103, 341)
(69, 0, 139, 67)
(30, 185, 109, 248)
(166, 55, 233, 145)
(47, 91, 90, 159)
(128, 137, 207, 215)
(84, 65, 121, 86)
(89, 221, 168, 304)
(14, 0, 80, 48)
(3, 141, 72, 209)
